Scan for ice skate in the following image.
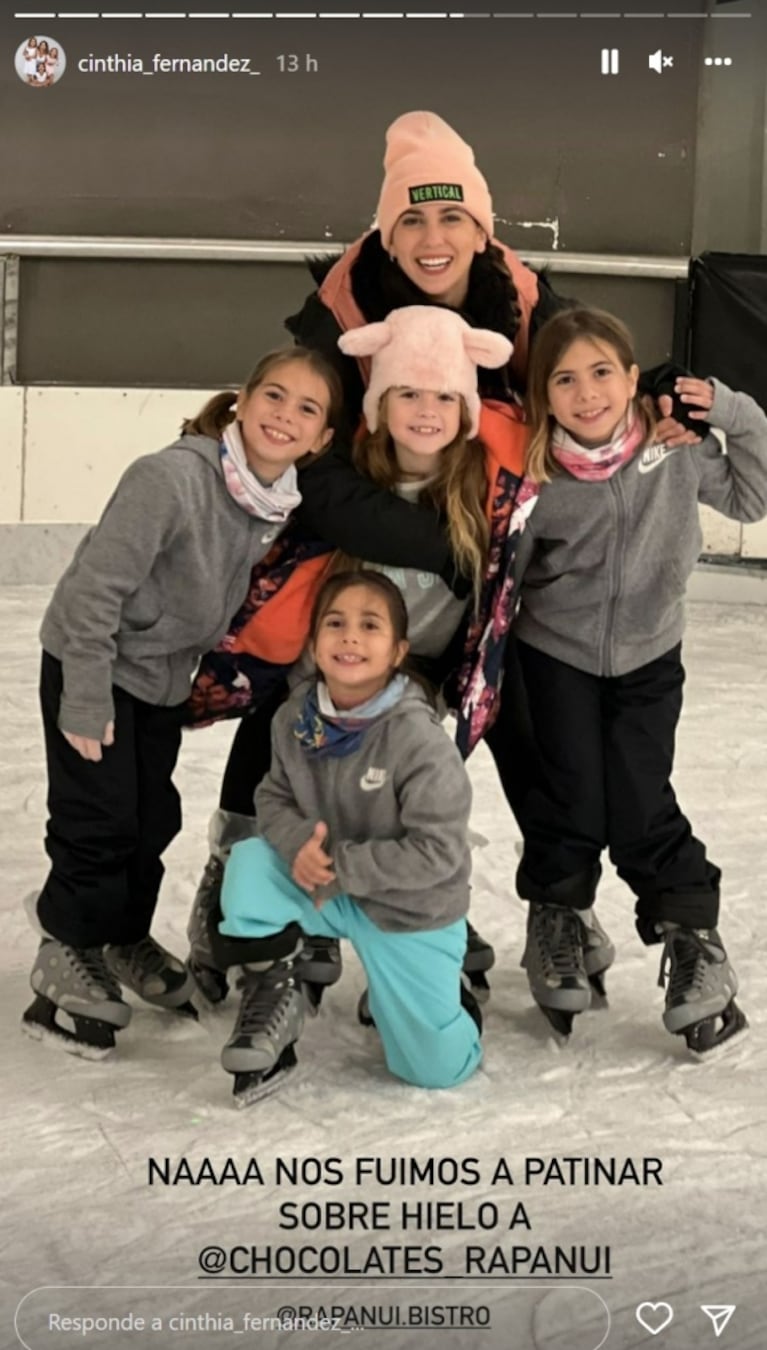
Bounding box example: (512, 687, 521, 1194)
(522, 903, 593, 1037)
(463, 921, 495, 1003)
(300, 935, 342, 1014)
(186, 854, 229, 1005)
(658, 924, 747, 1055)
(104, 936, 198, 1017)
(23, 938, 132, 1059)
(581, 908, 616, 1001)
(221, 946, 306, 1106)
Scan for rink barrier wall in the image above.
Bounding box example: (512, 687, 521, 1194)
(1, 385, 766, 590)
(2, 241, 687, 388)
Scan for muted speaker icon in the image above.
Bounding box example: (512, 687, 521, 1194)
(649, 48, 674, 73)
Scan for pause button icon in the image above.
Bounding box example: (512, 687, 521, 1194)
(601, 48, 619, 75)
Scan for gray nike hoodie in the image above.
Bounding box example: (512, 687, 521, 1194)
(40, 434, 286, 738)
(513, 381, 767, 676)
(256, 678, 473, 932)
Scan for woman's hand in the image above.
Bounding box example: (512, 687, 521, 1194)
(292, 821, 336, 900)
(63, 720, 115, 763)
(672, 376, 714, 419)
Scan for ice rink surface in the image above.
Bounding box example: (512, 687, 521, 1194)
(2, 586, 766, 1350)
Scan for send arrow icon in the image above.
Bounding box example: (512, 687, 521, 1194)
(700, 1305, 736, 1338)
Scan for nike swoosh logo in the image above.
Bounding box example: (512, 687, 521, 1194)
(637, 443, 685, 475)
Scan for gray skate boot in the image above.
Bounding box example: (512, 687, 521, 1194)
(658, 924, 747, 1054)
(104, 936, 198, 1017)
(23, 939, 132, 1059)
(463, 921, 496, 1003)
(221, 945, 306, 1106)
(186, 854, 229, 1005)
(580, 908, 616, 999)
(185, 809, 263, 1005)
(300, 935, 343, 1013)
(522, 903, 593, 1036)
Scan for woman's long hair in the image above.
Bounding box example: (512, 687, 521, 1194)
(525, 308, 654, 484)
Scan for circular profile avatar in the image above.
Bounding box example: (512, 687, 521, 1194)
(15, 35, 66, 87)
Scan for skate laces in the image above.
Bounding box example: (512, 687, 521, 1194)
(532, 905, 586, 979)
(113, 937, 176, 985)
(62, 944, 123, 999)
(658, 928, 719, 999)
(233, 962, 300, 1040)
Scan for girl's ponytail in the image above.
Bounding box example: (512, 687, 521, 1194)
(182, 391, 238, 440)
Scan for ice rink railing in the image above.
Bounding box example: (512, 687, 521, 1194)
(0, 239, 689, 385)
(0, 236, 690, 277)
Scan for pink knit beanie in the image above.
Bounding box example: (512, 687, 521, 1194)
(375, 111, 494, 252)
(338, 306, 512, 439)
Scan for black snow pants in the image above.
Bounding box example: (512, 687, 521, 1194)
(37, 652, 185, 948)
(515, 640, 721, 943)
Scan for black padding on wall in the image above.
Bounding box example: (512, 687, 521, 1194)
(689, 253, 767, 412)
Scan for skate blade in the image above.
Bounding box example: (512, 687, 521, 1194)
(21, 996, 116, 1061)
(536, 1003, 576, 1039)
(232, 1045, 299, 1107)
(684, 1000, 749, 1058)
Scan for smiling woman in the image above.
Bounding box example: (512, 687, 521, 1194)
(287, 109, 554, 433)
(388, 205, 489, 310)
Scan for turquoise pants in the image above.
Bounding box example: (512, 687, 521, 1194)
(221, 838, 482, 1089)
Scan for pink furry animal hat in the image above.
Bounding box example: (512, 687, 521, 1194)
(338, 305, 512, 439)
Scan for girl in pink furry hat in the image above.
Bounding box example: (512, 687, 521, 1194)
(211, 304, 519, 1102)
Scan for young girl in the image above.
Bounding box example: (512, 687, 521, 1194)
(23, 36, 38, 81)
(45, 46, 60, 84)
(23, 346, 340, 1059)
(513, 307, 767, 1053)
(187, 306, 526, 1012)
(219, 569, 482, 1104)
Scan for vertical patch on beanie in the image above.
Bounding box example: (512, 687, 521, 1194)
(408, 184, 464, 205)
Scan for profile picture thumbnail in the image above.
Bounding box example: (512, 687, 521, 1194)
(15, 35, 66, 87)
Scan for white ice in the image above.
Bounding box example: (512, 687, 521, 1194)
(2, 586, 766, 1350)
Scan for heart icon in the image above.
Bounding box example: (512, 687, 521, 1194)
(636, 1302, 674, 1336)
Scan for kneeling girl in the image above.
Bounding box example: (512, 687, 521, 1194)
(220, 569, 482, 1103)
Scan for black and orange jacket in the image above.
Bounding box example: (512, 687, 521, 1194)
(187, 401, 533, 757)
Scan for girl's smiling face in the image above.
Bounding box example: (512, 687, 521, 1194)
(383, 387, 462, 477)
(311, 583, 408, 709)
(547, 338, 639, 447)
(236, 358, 333, 481)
